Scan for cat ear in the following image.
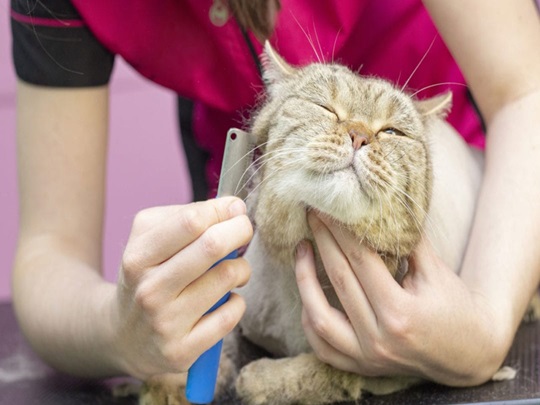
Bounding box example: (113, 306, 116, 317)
(261, 41, 295, 86)
(415, 92, 452, 119)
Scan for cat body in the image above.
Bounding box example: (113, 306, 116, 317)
(136, 43, 486, 405)
(234, 43, 484, 404)
(239, 43, 482, 358)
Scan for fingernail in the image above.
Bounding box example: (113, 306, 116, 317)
(228, 199, 246, 217)
(296, 241, 308, 258)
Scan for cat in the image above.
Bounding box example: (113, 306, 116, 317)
(133, 42, 515, 405)
(233, 42, 486, 405)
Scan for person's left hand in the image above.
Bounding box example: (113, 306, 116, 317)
(295, 211, 512, 387)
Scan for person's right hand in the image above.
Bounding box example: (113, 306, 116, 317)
(109, 197, 252, 379)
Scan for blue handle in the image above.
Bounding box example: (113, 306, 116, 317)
(185, 250, 238, 404)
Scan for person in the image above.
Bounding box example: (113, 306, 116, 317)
(9, 0, 540, 389)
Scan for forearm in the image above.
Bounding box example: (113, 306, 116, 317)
(13, 82, 122, 376)
(461, 89, 540, 344)
(13, 238, 121, 377)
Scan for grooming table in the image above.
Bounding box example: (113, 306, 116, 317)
(1, 301, 539, 405)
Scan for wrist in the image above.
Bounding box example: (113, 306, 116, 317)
(88, 280, 129, 377)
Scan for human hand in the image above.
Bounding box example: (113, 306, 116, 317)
(295, 211, 512, 387)
(110, 197, 253, 380)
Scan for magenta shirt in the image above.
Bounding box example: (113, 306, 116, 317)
(71, 0, 485, 193)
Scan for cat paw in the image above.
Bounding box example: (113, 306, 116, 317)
(139, 373, 189, 405)
(236, 358, 277, 405)
(138, 352, 237, 405)
(235, 354, 340, 405)
(235, 354, 421, 405)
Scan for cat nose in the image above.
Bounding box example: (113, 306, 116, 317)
(349, 130, 369, 150)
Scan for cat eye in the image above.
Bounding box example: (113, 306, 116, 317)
(316, 104, 337, 115)
(382, 128, 405, 136)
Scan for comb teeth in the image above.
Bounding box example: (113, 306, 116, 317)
(217, 128, 255, 199)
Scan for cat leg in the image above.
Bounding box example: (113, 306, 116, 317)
(138, 346, 237, 405)
(139, 372, 188, 405)
(236, 352, 420, 405)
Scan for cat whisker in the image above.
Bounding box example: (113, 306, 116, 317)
(290, 12, 323, 63)
(331, 27, 343, 64)
(233, 144, 274, 193)
(380, 175, 444, 248)
(392, 180, 449, 249)
(312, 21, 326, 63)
(228, 143, 271, 196)
(375, 183, 385, 251)
(410, 82, 467, 98)
(381, 141, 404, 162)
(370, 167, 426, 220)
(376, 184, 403, 260)
(380, 174, 428, 221)
(378, 184, 403, 259)
(401, 36, 436, 92)
(242, 154, 308, 201)
(385, 151, 408, 166)
(389, 189, 425, 239)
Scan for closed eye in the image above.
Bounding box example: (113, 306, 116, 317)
(315, 103, 337, 116)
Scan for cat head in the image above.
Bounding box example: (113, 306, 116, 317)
(248, 42, 451, 273)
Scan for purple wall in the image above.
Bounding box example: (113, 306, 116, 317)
(0, 2, 192, 301)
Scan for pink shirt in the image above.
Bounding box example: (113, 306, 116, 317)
(71, 0, 484, 193)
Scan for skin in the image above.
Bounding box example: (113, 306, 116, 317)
(13, 83, 253, 378)
(296, 0, 540, 386)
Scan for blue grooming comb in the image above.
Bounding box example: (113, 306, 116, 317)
(185, 129, 252, 404)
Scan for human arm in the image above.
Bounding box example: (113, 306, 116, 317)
(13, 81, 252, 378)
(422, 0, 540, 336)
(295, 0, 540, 386)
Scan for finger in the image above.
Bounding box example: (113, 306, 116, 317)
(152, 214, 252, 297)
(182, 293, 246, 366)
(312, 211, 403, 311)
(295, 240, 375, 346)
(404, 236, 447, 288)
(302, 309, 362, 374)
(130, 214, 252, 306)
(176, 257, 251, 322)
(410, 235, 443, 271)
(124, 197, 247, 271)
(305, 215, 378, 328)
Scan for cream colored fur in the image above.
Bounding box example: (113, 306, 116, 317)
(137, 43, 497, 405)
(235, 43, 485, 404)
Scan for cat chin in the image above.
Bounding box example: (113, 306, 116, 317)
(312, 204, 376, 227)
(295, 169, 375, 225)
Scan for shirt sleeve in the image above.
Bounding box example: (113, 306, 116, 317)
(10, 0, 115, 87)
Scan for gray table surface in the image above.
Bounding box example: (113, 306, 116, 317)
(1, 301, 540, 405)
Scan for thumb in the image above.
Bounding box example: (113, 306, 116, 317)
(404, 236, 438, 286)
